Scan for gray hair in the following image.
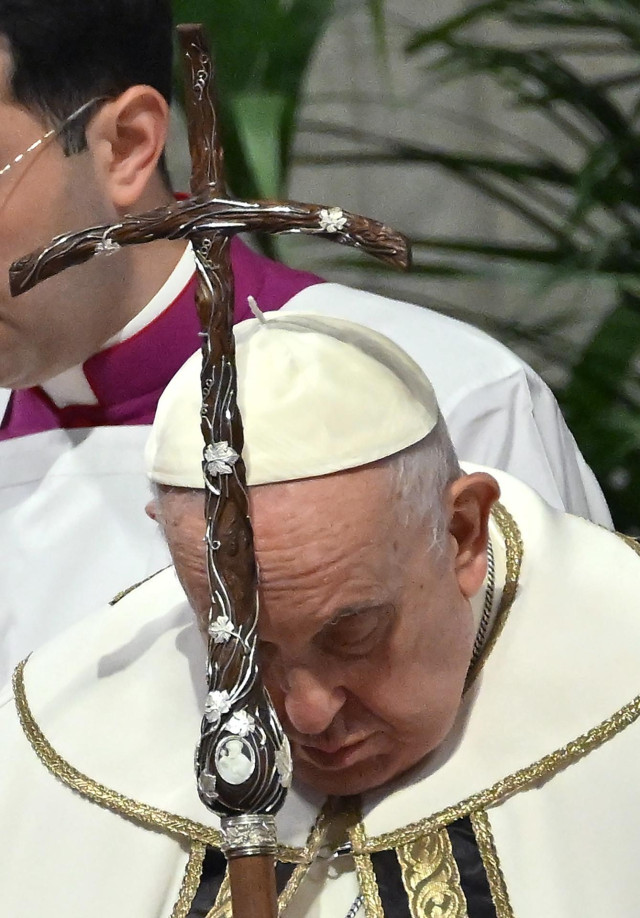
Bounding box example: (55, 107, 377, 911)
(383, 413, 462, 553)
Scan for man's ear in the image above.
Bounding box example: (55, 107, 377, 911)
(447, 472, 500, 599)
(86, 86, 170, 211)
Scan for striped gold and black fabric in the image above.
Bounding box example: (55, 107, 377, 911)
(186, 814, 504, 917)
(447, 816, 499, 917)
(370, 816, 498, 918)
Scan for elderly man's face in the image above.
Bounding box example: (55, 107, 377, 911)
(157, 466, 495, 796)
(253, 465, 491, 796)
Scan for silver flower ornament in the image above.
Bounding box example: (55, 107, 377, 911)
(204, 441, 240, 476)
(225, 709, 256, 737)
(94, 237, 121, 257)
(204, 689, 232, 726)
(275, 738, 293, 788)
(318, 207, 347, 233)
(208, 615, 236, 644)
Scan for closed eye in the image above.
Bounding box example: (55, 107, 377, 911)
(318, 604, 394, 658)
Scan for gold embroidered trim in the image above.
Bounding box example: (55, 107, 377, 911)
(470, 811, 514, 918)
(465, 501, 523, 690)
(355, 687, 640, 853)
(171, 842, 206, 918)
(397, 828, 468, 918)
(12, 657, 324, 862)
(205, 870, 231, 918)
(349, 818, 385, 918)
(109, 566, 169, 605)
(617, 531, 640, 558)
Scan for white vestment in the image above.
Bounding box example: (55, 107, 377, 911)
(0, 275, 611, 685)
(0, 467, 637, 917)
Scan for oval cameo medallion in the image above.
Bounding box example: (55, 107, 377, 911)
(215, 735, 256, 785)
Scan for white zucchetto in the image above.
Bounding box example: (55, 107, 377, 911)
(145, 311, 439, 487)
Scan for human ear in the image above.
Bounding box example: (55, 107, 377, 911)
(447, 472, 500, 599)
(86, 86, 169, 210)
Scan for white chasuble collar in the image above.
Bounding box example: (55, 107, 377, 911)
(361, 467, 640, 846)
(12, 467, 640, 853)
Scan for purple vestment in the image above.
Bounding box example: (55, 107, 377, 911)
(1, 238, 322, 440)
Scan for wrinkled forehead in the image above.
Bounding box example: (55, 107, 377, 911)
(156, 470, 413, 614)
(158, 462, 399, 544)
(249, 466, 402, 560)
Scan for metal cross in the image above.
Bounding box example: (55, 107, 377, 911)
(10, 23, 410, 918)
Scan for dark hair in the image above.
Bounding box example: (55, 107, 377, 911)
(0, 0, 174, 181)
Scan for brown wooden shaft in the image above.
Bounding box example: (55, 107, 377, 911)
(9, 198, 409, 296)
(177, 24, 226, 195)
(178, 30, 282, 916)
(228, 855, 278, 918)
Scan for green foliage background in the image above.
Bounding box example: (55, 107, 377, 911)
(171, 0, 640, 532)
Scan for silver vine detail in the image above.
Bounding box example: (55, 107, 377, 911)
(192, 235, 290, 818)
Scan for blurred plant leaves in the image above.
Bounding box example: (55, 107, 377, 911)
(170, 0, 640, 529)
(171, 0, 388, 199)
(172, 0, 338, 204)
(400, 0, 640, 530)
(229, 93, 287, 198)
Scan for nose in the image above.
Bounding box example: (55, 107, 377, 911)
(282, 665, 346, 737)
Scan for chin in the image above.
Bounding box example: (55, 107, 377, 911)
(293, 751, 411, 796)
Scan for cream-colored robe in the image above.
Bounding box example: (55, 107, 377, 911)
(0, 279, 613, 685)
(0, 467, 638, 917)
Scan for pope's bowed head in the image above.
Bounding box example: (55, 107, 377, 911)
(145, 309, 499, 796)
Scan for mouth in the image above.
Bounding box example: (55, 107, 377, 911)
(296, 735, 376, 771)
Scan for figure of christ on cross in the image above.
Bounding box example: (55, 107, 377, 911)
(10, 23, 411, 918)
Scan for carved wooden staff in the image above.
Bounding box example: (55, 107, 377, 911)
(10, 23, 410, 918)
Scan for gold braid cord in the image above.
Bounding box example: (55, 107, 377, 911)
(349, 819, 385, 918)
(172, 843, 207, 918)
(205, 871, 232, 918)
(204, 805, 333, 917)
(12, 658, 223, 848)
(470, 811, 515, 918)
